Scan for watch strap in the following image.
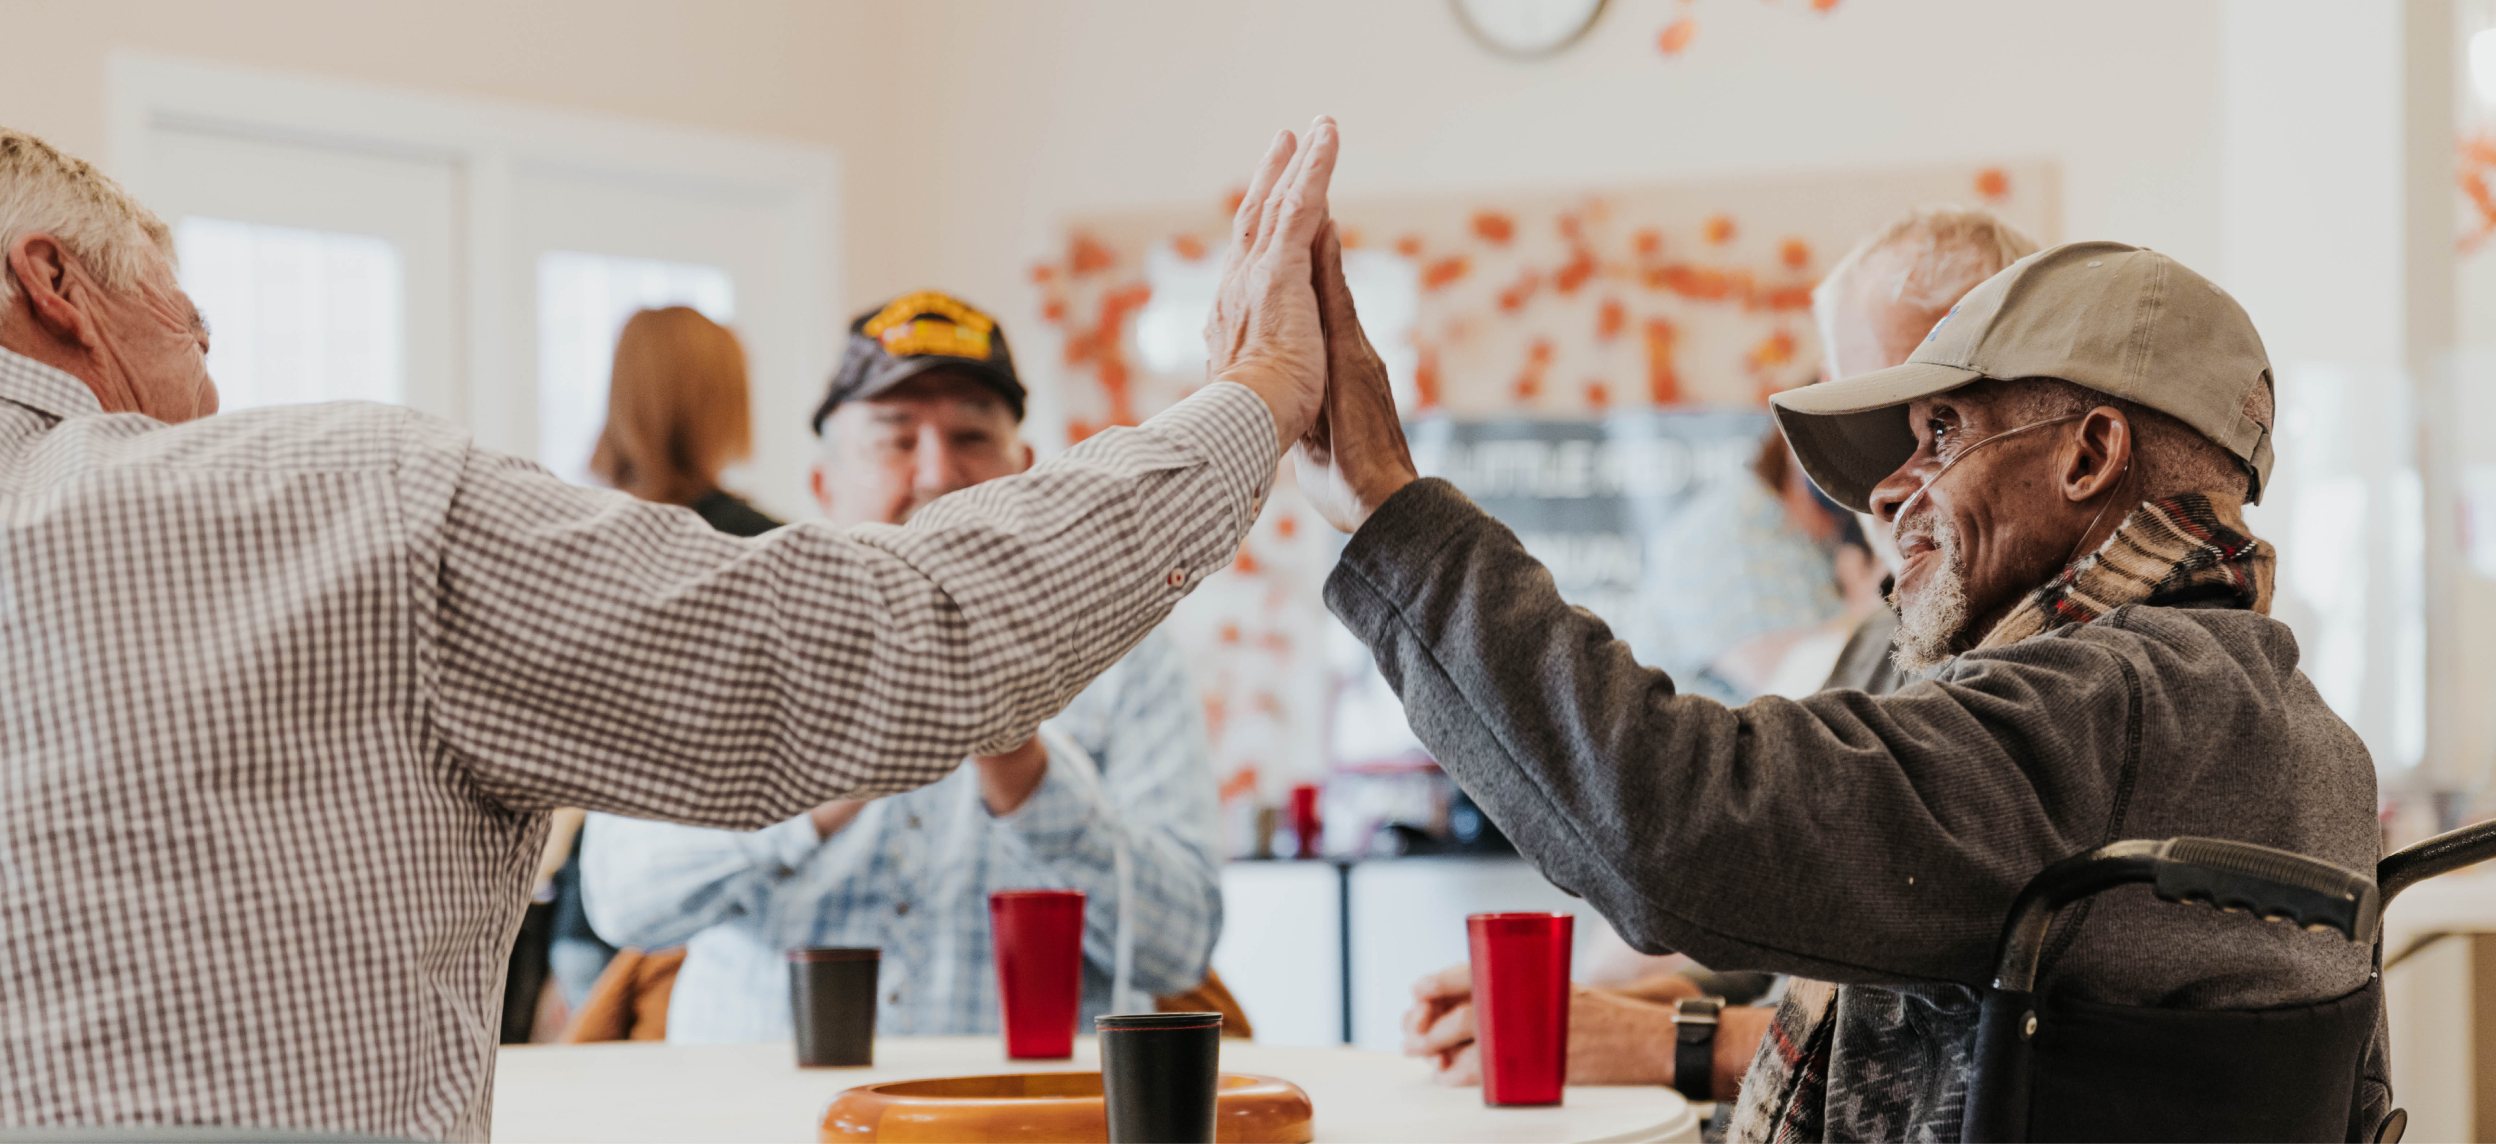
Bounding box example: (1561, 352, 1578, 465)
(1673, 997, 1723, 1102)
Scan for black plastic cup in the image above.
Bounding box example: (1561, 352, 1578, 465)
(1096, 1011, 1223, 1144)
(787, 947, 879, 1067)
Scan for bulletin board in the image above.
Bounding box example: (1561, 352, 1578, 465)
(1027, 161, 2060, 830)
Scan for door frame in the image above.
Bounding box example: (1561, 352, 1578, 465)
(106, 51, 839, 464)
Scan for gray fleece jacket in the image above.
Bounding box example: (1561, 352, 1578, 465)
(1324, 479, 2380, 1137)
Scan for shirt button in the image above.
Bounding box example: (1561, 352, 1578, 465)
(896, 901, 912, 916)
(907, 815, 922, 830)
(1165, 568, 1187, 587)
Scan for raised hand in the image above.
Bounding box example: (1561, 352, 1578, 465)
(1293, 220, 1420, 532)
(1204, 118, 1340, 454)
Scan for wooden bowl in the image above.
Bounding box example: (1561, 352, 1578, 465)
(819, 1071, 1314, 1143)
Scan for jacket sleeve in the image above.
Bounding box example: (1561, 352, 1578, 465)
(418, 384, 1273, 828)
(1322, 479, 2141, 988)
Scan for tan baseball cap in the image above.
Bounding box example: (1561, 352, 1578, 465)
(1770, 240, 2275, 513)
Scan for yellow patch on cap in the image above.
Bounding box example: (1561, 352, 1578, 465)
(864, 291, 996, 359)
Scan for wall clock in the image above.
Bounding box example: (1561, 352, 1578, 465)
(1451, 0, 1609, 59)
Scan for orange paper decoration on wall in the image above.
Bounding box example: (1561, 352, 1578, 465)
(1657, 18, 1697, 57)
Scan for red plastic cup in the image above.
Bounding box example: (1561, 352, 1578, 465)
(991, 889, 1087, 1059)
(1289, 783, 1323, 859)
(1467, 912, 1574, 1106)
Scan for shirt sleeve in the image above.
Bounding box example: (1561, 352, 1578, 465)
(990, 632, 1225, 996)
(417, 383, 1274, 827)
(1322, 479, 2145, 988)
(576, 811, 822, 951)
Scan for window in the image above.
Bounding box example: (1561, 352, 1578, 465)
(116, 54, 834, 516)
(534, 252, 735, 485)
(174, 217, 404, 411)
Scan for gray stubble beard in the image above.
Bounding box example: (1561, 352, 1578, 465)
(1889, 515, 1970, 674)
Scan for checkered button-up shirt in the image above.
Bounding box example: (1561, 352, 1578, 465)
(0, 347, 1273, 1141)
(581, 628, 1219, 1041)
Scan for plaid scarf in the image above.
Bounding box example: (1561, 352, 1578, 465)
(1724, 494, 2273, 1143)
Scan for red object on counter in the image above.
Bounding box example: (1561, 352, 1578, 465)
(1288, 783, 1323, 860)
(1467, 912, 1574, 1107)
(990, 890, 1086, 1059)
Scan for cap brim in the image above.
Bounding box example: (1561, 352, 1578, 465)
(1768, 360, 1982, 513)
(851, 356, 1027, 418)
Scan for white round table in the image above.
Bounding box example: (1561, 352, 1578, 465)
(491, 1036, 1700, 1143)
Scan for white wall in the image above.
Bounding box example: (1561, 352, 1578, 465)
(2, 0, 2238, 436)
(872, 0, 2227, 416)
(0, 0, 924, 307)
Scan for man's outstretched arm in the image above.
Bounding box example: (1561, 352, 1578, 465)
(1295, 226, 2136, 987)
(431, 120, 1345, 829)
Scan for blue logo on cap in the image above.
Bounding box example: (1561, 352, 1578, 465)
(1926, 303, 1959, 342)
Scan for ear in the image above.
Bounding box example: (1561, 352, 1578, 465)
(1014, 439, 1034, 474)
(2061, 406, 2134, 504)
(8, 233, 95, 347)
(808, 460, 835, 518)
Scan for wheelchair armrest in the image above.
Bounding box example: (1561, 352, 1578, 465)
(1993, 838, 2377, 993)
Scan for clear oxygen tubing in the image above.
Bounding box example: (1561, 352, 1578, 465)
(1885, 412, 2134, 568)
(1027, 723, 1141, 1014)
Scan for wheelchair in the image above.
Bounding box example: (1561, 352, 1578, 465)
(1961, 819, 2496, 1143)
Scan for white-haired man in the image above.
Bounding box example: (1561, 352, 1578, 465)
(1398, 207, 2043, 1109)
(1299, 217, 2381, 1140)
(1809, 207, 2041, 692)
(0, 122, 1341, 1140)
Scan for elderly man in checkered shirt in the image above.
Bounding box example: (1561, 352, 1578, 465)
(580, 291, 1222, 1042)
(0, 120, 1341, 1141)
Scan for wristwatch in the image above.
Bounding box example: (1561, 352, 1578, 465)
(1673, 997, 1724, 1102)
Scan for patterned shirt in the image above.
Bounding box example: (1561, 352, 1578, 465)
(0, 346, 1273, 1141)
(580, 629, 1219, 1040)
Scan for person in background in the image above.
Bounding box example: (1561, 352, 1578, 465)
(582, 291, 1224, 1042)
(1641, 427, 1845, 704)
(590, 306, 782, 537)
(1705, 433, 1887, 699)
(526, 307, 786, 1024)
(1399, 206, 2041, 1116)
(1808, 207, 2040, 694)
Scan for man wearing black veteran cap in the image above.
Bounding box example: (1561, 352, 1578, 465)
(585, 291, 1225, 1043)
(1290, 238, 2382, 1140)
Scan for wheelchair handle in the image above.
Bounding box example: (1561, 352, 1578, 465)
(2379, 818, 2496, 905)
(1993, 837, 2378, 993)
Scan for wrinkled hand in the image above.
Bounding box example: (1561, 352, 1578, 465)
(1404, 963, 1741, 1089)
(1401, 964, 1479, 1081)
(1205, 119, 1341, 455)
(809, 799, 865, 840)
(1294, 220, 1419, 533)
(972, 736, 1050, 816)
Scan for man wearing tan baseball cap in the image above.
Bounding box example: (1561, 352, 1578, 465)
(1771, 239, 2281, 672)
(1289, 236, 2384, 1139)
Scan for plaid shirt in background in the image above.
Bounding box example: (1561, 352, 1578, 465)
(581, 629, 1219, 1039)
(0, 345, 1274, 1142)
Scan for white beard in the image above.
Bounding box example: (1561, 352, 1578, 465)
(1890, 515, 1970, 674)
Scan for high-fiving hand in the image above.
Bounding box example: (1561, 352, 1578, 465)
(1294, 219, 1420, 532)
(1206, 118, 1419, 529)
(1206, 119, 1341, 454)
